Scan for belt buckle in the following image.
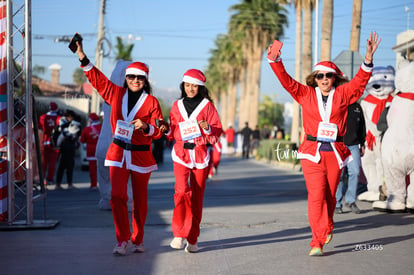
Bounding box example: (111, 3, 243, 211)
(125, 143, 132, 150)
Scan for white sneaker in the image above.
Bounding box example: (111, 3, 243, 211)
(112, 240, 131, 256)
(185, 242, 199, 253)
(131, 243, 145, 253)
(170, 237, 184, 249)
(358, 191, 380, 202)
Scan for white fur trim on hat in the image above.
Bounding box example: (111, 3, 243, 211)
(313, 65, 337, 73)
(125, 68, 147, 78)
(182, 75, 205, 86)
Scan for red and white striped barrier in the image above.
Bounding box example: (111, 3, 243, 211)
(0, 2, 8, 221)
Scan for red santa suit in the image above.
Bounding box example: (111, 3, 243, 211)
(269, 59, 373, 250)
(38, 102, 61, 183)
(80, 113, 102, 188)
(166, 69, 222, 247)
(82, 61, 164, 246)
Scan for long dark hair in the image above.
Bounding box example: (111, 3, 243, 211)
(123, 79, 152, 95)
(179, 82, 214, 104)
(305, 71, 349, 88)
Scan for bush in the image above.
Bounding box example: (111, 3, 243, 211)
(256, 139, 299, 164)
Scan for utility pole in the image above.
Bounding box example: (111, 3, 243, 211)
(91, 0, 106, 114)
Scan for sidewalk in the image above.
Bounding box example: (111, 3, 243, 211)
(1, 150, 414, 275)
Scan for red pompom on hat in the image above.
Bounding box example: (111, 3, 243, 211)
(49, 102, 58, 111)
(182, 69, 206, 86)
(125, 62, 149, 78)
(314, 61, 343, 76)
(88, 112, 99, 121)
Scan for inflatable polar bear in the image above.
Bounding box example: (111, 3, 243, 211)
(358, 66, 395, 202)
(373, 60, 414, 212)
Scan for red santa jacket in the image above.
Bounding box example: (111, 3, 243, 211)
(80, 122, 102, 160)
(167, 98, 222, 169)
(83, 64, 164, 173)
(269, 60, 373, 168)
(39, 111, 61, 146)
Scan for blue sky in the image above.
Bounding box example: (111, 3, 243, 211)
(32, 0, 414, 103)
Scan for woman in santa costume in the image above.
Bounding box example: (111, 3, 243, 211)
(267, 32, 380, 256)
(80, 112, 102, 190)
(74, 38, 166, 255)
(165, 69, 222, 253)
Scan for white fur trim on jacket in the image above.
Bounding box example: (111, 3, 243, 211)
(82, 63, 94, 72)
(171, 146, 210, 169)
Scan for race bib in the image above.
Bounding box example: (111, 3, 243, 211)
(114, 120, 134, 143)
(179, 120, 201, 141)
(316, 122, 338, 142)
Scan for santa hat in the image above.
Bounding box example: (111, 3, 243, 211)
(314, 61, 343, 76)
(49, 102, 58, 111)
(125, 62, 149, 78)
(88, 112, 99, 121)
(182, 69, 206, 86)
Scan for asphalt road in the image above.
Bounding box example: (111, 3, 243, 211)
(1, 149, 413, 275)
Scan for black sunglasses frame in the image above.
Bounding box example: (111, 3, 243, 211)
(126, 75, 146, 81)
(315, 72, 335, 80)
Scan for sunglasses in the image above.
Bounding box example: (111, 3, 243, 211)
(315, 72, 335, 80)
(126, 75, 146, 81)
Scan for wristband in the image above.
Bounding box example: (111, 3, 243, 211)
(80, 56, 90, 67)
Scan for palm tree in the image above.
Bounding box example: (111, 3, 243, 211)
(289, 0, 314, 145)
(73, 68, 87, 85)
(229, 0, 288, 129)
(320, 0, 333, 61)
(302, 0, 314, 79)
(291, 0, 304, 145)
(115, 36, 134, 61)
(350, 0, 362, 51)
(206, 35, 237, 128)
(205, 47, 228, 125)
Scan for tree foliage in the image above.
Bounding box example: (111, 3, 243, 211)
(72, 68, 87, 85)
(258, 95, 284, 128)
(115, 36, 134, 61)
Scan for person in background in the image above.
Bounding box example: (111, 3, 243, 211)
(80, 112, 102, 190)
(267, 32, 380, 256)
(240, 121, 252, 159)
(165, 69, 222, 253)
(55, 110, 81, 190)
(75, 38, 166, 255)
(38, 102, 61, 185)
(335, 102, 366, 214)
(260, 124, 271, 139)
(208, 139, 222, 179)
(224, 124, 235, 154)
(251, 125, 261, 156)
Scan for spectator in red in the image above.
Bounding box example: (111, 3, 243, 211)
(38, 102, 61, 185)
(80, 112, 102, 190)
(224, 124, 235, 154)
(208, 140, 222, 179)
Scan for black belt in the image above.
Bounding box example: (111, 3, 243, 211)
(306, 135, 343, 142)
(183, 143, 196, 150)
(113, 138, 150, 151)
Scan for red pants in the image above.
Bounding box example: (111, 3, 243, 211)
(110, 165, 151, 244)
(88, 160, 97, 188)
(42, 146, 59, 182)
(172, 162, 209, 244)
(301, 151, 342, 248)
